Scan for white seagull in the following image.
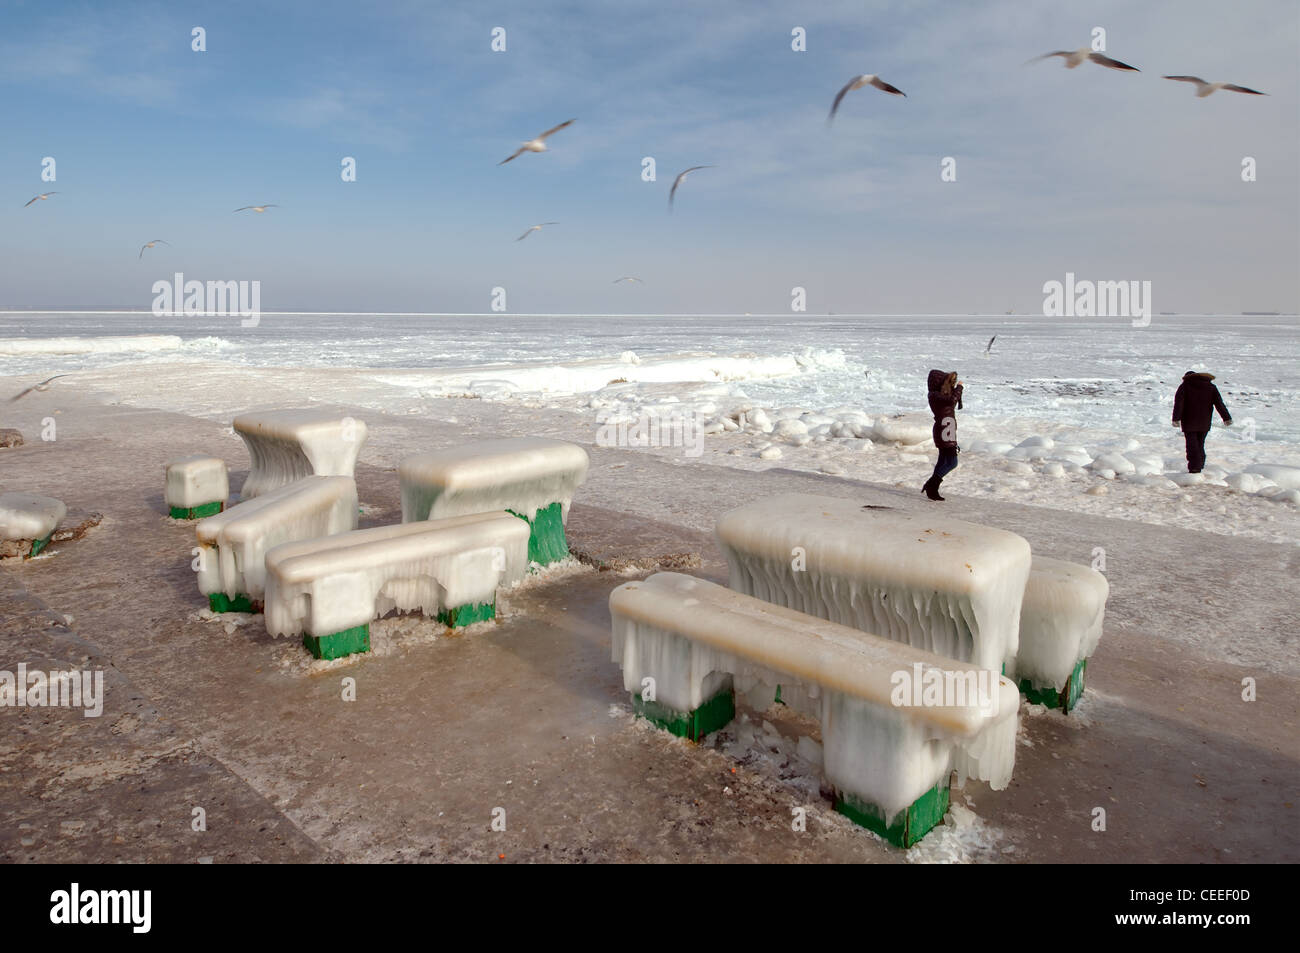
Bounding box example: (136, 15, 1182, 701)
(669, 166, 714, 209)
(1162, 76, 1267, 98)
(612, 276, 643, 284)
(1027, 48, 1140, 72)
(828, 74, 906, 123)
(139, 239, 170, 259)
(234, 204, 278, 213)
(24, 192, 59, 208)
(7, 375, 68, 403)
(516, 222, 559, 241)
(499, 119, 576, 165)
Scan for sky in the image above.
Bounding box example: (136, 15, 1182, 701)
(1, 0, 1297, 315)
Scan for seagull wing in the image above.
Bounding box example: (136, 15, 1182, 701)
(499, 146, 527, 165)
(1223, 84, 1266, 95)
(1025, 51, 1070, 66)
(23, 196, 40, 207)
(139, 245, 147, 259)
(669, 166, 713, 207)
(1089, 52, 1140, 72)
(234, 206, 252, 212)
(869, 76, 906, 96)
(986, 335, 996, 352)
(537, 119, 576, 140)
(1163, 75, 1208, 85)
(516, 228, 535, 241)
(828, 76, 863, 122)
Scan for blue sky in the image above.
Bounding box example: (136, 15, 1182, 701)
(1, 0, 1296, 314)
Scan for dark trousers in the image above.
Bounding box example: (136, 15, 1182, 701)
(1184, 430, 1208, 473)
(931, 448, 958, 483)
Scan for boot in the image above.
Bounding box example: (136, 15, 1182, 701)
(924, 478, 944, 501)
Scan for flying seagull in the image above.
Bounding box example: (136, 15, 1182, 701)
(1027, 48, 1140, 72)
(234, 204, 278, 213)
(984, 335, 996, 355)
(7, 375, 67, 403)
(499, 119, 576, 165)
(613, 276, 643, 284)
(139, 239, 170, 259)
(669, 166, 714, 209)
(516, 222, 559, 241)
(24, 192, 59, 208)
(828, 74, 906, 123)
(1162, 76, 1267, 98)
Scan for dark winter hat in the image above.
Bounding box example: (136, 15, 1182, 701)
(1183, 370, 1216, 380)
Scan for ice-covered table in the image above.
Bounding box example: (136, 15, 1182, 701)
(399, 437, 589, 565)
(0, 492, 67, 559)
(232, 409, 368, 500)
(264, 512, 530, 659)
(611, 572, 1019, 847)
(1012, 556, 1108, 712)
(716, 494, 1032, 673)
(195, 475, 358, 612)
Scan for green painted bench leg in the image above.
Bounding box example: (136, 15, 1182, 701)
(26, 532, 55, 558)
(170, 501, 224, 519)
(437, 601, 496, 628)
(631, 686, 736, 742)
(208, 592, 258, 613)
(1018, 658, 1088, 713)
(506, 501, 569, 565)
(303, 623, 371, 660)
(835, 782, 951, 848)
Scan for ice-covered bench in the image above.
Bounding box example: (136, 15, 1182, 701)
(264, 512, 530, 659)
(233, 409, 368, 500)
(717, 494, 1031, 673)
(1010, 556, 1108, 712)
(0, 492, 67, 559)
(399, 437, 589, 565)
(195, 476, 358, 612)
(610, 572, 1019, 847)
(165, 455, 229, 519)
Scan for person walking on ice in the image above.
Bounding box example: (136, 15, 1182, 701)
(1172, 370, 1232, 474)
(923, 369, 963, 501)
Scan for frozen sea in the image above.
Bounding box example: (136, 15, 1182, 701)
(3, 311, 1296, 449)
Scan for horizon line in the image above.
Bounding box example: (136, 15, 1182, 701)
(2, 310, 1296, 319)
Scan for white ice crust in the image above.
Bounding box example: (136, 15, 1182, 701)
(165, 455, 229, 508)
(263, 512, 529, 637)
(399, 437, 589, 523)
(233, 409, 368, 499)
(717, 493, 1032, 672)
(1012, 556, 1109, 690)
(0, 492, 67, 542)
(610, 572, 1019, 821)
(195, 476, 358, 599)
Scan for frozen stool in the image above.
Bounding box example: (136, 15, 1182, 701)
(1011, 556, 1108, 713)
(264, 511, 530, 659)
(195, 476, 357, 613)
(232, 409, 368, 500)
(165, 455, 229, 519)
(399, 437, 589, 566)
(610, 572, 1019, 847)
(717, 493, 1032, 673)
(0, 492, 67, 559)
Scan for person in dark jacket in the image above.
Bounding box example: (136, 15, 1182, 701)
(1172, 371, 1232, 473)
(924, 369, 963, 501)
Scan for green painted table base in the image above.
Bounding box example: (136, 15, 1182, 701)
(437, 601, 496, 628)
(1019, 658, 1088, 713)
(835, 782, 951, 848)
(507, 501, 569, 565)
(26, 532, 55, 559)
(208, 592, 259, 614)
(169, 501, 224, 520)
(304, 624, 370, 660)
(631, 688, 736, 742)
